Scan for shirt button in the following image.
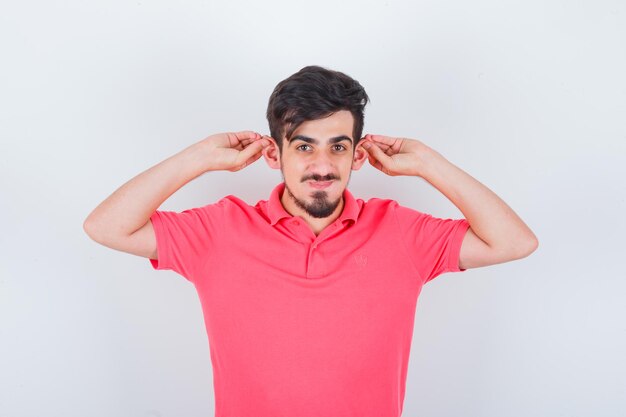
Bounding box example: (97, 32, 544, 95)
(293, 220, 300, 225)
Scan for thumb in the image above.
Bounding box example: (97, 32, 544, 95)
(363, 142, 392, 171)
(236, 138, 269, 168)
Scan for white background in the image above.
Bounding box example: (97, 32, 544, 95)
(1, 1, 624, 416)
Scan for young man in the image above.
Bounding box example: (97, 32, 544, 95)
(84, 65, 538, 417)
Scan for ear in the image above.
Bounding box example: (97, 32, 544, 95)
(262, 136, 281, 169)
(351, 140, 369, 171)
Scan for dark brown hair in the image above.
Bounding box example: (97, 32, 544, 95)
(266, 65, 370, 153)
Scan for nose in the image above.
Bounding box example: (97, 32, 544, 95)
(308, 151, 337, 180)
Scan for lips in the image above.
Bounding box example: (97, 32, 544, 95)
(308, 180, 333, 189)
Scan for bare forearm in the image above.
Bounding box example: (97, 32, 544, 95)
(418, 147, 538, 253)
(83, 139, 212, 239)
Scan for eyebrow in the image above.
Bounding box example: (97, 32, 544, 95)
(290, 135, 353, 146)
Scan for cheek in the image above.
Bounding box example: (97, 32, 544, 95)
(285, 160, 306, 173)
(341, 159, 354, 172)
(282, 163, 304, 181)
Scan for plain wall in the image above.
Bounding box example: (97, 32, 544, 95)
(1, 1, 624, 416)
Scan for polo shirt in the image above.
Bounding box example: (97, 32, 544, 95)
(148, 181, 470, 417)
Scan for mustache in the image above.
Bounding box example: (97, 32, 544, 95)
(304, 175, 338, 182)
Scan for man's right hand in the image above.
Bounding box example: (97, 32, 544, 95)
(83, 130, 274, 259)
(201, 131, 272, 172)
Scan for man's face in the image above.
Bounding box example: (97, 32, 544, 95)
(271, 110, 367, 219)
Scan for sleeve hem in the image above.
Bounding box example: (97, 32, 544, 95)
(448, 219, 471, 272)
(148, 211, 170, 271)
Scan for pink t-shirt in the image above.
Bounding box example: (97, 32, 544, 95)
(149, 182, 470, 417)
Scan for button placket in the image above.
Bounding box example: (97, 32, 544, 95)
(307, 241, 325, 278)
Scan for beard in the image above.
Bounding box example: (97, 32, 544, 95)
(284, 182, 342, 219)
(279, 151, 352, 219)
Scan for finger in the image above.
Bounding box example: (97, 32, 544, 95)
(229, 131, 261, 147)
(236, 138, 269, 168)
(363, 133, 392, 141)
(239, 133, 267, 145)
(361, 137, 392, 153)
(363, 143, 392, 171)
(363, 133, 395, 144)
(367, 153, 380, 170)
(363, 134, 399, 151)
(363, 142, 392, 162)
(235, 130, 261, 140)
(368, 154, 384, 172)
(240, 150, 264, 170)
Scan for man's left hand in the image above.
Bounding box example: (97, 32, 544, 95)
(360, 134, 432, 177)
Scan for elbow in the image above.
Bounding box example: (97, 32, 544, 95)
(527, 230, 539, 252)
(530, 236, 539, 252)
(519, 235, 539, 258)
(83, 222, 95, 241)
(83, 218, 101, 241)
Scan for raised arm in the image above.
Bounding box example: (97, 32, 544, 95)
(361, 133, 538, 270)
(82, 131, 270, 259)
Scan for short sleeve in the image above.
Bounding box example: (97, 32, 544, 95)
(393, 202, 470, 284)
(148, 200, 225, 282)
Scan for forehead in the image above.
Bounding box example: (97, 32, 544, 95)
(288, 110, 354, 144)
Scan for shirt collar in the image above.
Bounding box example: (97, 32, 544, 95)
(267, 182, 360, 227)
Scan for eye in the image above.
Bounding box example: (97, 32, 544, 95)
(296, 144, 347, 152)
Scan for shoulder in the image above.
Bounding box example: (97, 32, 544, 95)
(213, 194, 259, 214)
(218, 193, 250, 207)
(353, 197, 400, 224)
(359, 197, 400, 212)
(186, 194, 256, 222)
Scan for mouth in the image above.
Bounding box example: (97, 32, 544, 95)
(308, 180, 334, 189)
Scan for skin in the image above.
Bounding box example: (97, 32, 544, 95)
(262, 110, 369, 235)
(260, 114, 537, 268)
(84, 108, 537, 269)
